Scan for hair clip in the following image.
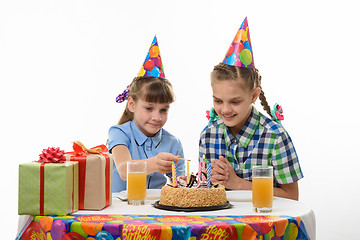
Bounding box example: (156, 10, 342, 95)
(271, 103, 284, 124)
(206, 107, 220, 123)
(116, 85, 130, 103)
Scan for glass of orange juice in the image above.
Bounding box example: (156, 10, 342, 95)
(127, 161, 147, 205)
(252, 166, 273, 213)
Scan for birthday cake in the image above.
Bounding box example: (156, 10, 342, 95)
(159, 184, 227, 207)
(159, 158, 227, 208)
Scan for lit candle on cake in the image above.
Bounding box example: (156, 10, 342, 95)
(172, 161, 178, 187)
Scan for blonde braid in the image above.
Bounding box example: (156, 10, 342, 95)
(213, 64, 237, 79)
(259, 90, 272, 117)
(252, 69, 272, 117)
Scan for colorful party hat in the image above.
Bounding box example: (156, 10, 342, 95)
(116, 35, 165, 103)
(222, 17, 255, 68)
(137, 35, 165, 78)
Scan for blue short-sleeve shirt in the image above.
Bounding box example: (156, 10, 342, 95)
(108, 120, 185, 192)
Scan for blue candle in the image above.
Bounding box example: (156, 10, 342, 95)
(207, 162, 211, 188)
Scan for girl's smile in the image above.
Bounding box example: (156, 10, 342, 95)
(212, 79, 260, 136)
(222, 113, 237, 121)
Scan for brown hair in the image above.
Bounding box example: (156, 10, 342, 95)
(211, 63, 272, 117)
(117, 76, 175, 125)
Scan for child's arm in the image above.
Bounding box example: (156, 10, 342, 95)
(111, 145, 180, 180)
(211, 156, 299, 200)
(274, 182, 299, 200)
(111, 145, 131, 181)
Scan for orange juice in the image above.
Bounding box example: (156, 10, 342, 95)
(252, 177, 273, 208)
(127, 172, 146, 200)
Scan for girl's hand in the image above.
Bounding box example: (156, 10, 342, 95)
(211, 156, 248, 190)
(218, 156, 240, 189)
(152, 152, 180, 173)
(210, 156, 229, 186)
(214, 156, 253, 190)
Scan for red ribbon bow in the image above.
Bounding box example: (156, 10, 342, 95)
(34, 147, 75, 215)
(71, 141, 108, 156)
(68, 141, 111, 210)
(36, 147, 66, 163)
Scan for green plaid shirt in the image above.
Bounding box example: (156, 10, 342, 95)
(199, 107, 303, 185)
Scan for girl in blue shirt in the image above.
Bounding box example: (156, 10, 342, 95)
(108, 36, 184, 192)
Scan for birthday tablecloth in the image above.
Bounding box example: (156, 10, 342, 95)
(18, 214, 309, 240)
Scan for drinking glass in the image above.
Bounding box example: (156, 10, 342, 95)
(252, 166, 273, 213)
(127, 161, 147, 205)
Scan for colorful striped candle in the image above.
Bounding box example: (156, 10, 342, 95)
(172, 161, 178, 187)
(207, 162, 211, 188)
(201, 154, 206, 184)
(197, 158, 202, 187)
(186, 160, 190, 184)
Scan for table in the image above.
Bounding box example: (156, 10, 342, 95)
(17, 191, 316, 239)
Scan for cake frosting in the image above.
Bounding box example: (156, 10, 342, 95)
(158, 171, 228, 208)
(159, 184, 227, 207)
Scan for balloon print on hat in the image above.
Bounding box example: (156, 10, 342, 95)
(137, 35, 165, 78)
(116, 35, 166, 103)
(222, 17, 255, 68)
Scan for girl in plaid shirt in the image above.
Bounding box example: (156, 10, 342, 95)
(199, 18, 303, 200)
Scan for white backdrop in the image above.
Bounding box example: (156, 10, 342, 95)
(1, 1, 359, 239)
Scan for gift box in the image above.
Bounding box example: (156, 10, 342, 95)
(65, 142, 113, 210)
(18, 161, 79, 215)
